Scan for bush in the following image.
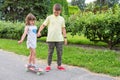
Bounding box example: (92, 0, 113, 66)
(0, 21, 24, 39)
(68, 6, 80, 15)
(67, 4, 120, 49)
(0, 20, 47, 40)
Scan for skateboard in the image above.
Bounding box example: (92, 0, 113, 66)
(25, 65, 44, 75)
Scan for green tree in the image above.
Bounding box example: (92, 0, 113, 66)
(48, 0, 69, 15)
(0, 0, 48, 21)
(93, 0, 119, 13)
(107, 0, 120, 7)
(71, 0, 85, 11)
(85, 2, 96, 12)
(95, 0, 120, 7)
(0, 0, 4, 19)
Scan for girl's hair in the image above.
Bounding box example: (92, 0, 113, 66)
(53, 3, 62, 11)
(25, 13, 36, 25)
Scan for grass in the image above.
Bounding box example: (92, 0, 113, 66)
(39, 33, 107, 47)
(0, 38, 120, 76)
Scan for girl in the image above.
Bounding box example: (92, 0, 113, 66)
(18, 13, 37, 68)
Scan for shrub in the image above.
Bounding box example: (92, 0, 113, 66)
(68, 6, 80, 15)
(0, 21, 24, 39)
(68, 5, 120, 49)
(0, 20, 47, 40)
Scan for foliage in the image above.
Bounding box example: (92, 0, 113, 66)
(71, 0, 85, 11)
(0, 2, 120, 49)
(48, 0, 69, 15)
(85, 2, 96, 12)
(95, 0, 120, 7)
(0, 21, 24, 39)
(67, 4, 120, 49)
(85, 5, 120, 49)
(85, 3, 109, 13)
(68, 6, 80, 15)
(0, 20, 47, 40)
(0, 0, 48, 21)
(0, 0, 69, 21)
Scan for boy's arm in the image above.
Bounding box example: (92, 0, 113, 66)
(62, 27, 67, 45)
(18, 27, 28, 44)
(37, 24, 46, 37)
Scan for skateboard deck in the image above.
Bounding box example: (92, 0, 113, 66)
(25, 65, 44, 75)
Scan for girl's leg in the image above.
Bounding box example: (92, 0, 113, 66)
(30, 48, 36, 65)
(28, 49, 32, 64)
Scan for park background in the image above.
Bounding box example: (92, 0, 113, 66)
(0, 0, 120, 77)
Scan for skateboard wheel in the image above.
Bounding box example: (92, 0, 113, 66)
(25, 68, 29, 72)
(37, 72, 41, 75)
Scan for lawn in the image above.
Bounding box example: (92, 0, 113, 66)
(0, 38, 120, 76)
(39, 33, 107, 47)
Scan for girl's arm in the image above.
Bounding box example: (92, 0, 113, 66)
(18, 26, 28, 44)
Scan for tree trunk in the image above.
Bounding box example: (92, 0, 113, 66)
(108, 41, 113, 49)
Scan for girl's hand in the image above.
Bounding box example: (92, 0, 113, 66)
(64, 38, 67, 45)
(18, 40, 22, 44)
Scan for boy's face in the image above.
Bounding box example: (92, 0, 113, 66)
(53, 9, 61, 16)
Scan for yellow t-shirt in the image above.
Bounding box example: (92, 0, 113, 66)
(43, 14, 65, 42)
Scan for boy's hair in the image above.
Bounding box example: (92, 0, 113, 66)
(53, 3, 62, 11)
(25, 13, 36, 25)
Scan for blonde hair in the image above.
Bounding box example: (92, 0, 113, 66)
(25, 13, 36, 25)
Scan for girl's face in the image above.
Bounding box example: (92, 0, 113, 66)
(29, 20, 35, 25)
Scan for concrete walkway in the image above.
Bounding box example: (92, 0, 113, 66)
(0, 50, 119, 80)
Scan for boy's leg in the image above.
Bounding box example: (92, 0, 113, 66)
(48, 42, 55, 66)
(55, 42, 63, 66)
(45, 42, 55, 72)
(56, 42, 65, 70)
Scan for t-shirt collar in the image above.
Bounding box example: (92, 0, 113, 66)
(53, 14, 60, 18)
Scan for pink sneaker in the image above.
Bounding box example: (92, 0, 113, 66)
(45, 66, 51, 72)
(57, 66, 65, 71)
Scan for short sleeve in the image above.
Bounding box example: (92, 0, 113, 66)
(43, 16, 49, 26)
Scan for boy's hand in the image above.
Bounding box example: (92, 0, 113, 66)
(18, 40, 22, 44)
(64, 38, 67, 45)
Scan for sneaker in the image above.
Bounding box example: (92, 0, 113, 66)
(45, 66, 51, 72)
(32, 64, 39, 70)
(57, 66, 65, 71)
(27, 64, 32, 68)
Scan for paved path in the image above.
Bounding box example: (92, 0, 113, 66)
(0, 50, 118, 80)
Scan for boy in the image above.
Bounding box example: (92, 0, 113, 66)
(37, 3, 67, 72)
